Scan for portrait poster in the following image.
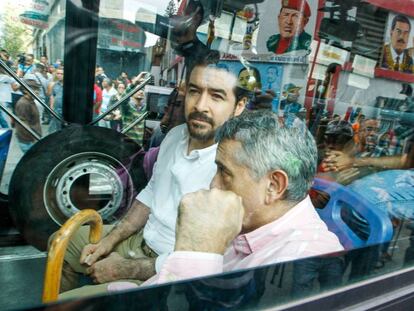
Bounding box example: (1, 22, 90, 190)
(218, 60, 284, 112)
(381, 12, 414, 73)
(247, 0, 318, 64)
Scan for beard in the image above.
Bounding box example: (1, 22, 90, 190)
(186, 111, 216, 141)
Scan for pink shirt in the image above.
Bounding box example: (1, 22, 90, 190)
(107, 196, 343, 291)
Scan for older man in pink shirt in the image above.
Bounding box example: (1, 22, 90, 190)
(108, 111, 343, 291)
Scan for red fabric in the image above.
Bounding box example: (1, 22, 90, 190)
(363, 0, 414, 17)
(275, 37, 291, 54)
(93, 84, 102, 114)
(283, 0, 311, 17)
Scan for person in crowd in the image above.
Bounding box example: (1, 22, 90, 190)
(249, 89, 276, 111)
(149, 81, 186, 148)
(40, 55, 49, 67)
(120, 89, 147, 145)
(322, 118, 413, 181)
(48, 64, 56, 76)
(382, 15, 413, 72)
(17, 53, 35, 77)
(56, 53, 248, 299)
(0, 49, 13, 67)
(95, 65, 107, 89)
(106, 110, 343, 291)
(118, 71, 131, 86)
(100, 78, 117, 128)
(322, 120, 354, 154)
(352, 113, 365, 144)
(54, 59, 63, 67)
(12, 76, 42, 153)
(267, 0, 312, 54)
(93, 83, 102, 119)
(0, 67, 18, 127)
(33, 63, 52, 125)
(105, 82, 125, 131)
(49, 67, 64, 133)
(316, 120, 356, 184)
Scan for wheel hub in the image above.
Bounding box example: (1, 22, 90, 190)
(43, 152, 134, 225)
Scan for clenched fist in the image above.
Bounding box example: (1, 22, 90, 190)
(175, 189, 244, 255)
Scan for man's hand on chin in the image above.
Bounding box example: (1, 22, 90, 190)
(175, 189, 244, 255)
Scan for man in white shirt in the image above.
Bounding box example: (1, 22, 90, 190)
(59, 56, 248, 298)
(100, 78, 117, 128)
(104, 111, 343, 296)
(143, 110, 344, 284)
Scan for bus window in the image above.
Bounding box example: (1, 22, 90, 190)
(1, 0, 414, 310)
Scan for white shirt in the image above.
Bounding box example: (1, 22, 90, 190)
(101, 87, 117, 112)
(390, 45, 403, 64)
(137, 124, 218, 271)
(0, 74, 16, 103)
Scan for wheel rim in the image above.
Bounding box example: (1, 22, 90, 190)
(43, 152, 134, 225)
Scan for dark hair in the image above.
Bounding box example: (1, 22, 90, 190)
(185, 0, 204, 26)
(189, 50, 250, 104)
(391, 14, 411, 32)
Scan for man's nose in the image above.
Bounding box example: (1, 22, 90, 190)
(194, 91, 209, 111)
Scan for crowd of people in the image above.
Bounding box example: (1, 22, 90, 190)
(0, 50, 161, 153)
(0, 50, 59, 153)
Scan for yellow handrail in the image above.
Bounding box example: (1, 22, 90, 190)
(42, 209, 103, 303)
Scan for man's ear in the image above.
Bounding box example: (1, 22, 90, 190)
(265, 170, 289, 205)
(234, 97, 247, 116)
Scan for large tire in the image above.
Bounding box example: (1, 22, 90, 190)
(8, 125, 147, 250)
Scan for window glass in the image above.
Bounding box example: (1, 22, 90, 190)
(1, 0, 414, 310)
(0, 0, 66, 193)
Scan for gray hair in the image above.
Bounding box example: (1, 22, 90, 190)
(215, 111, 317, 201)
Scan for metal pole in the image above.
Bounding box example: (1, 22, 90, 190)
(0, 103, 41, 141)
(0, 59, 66, 124)
(121, 112, 149, 135)
(62, 0, 100, 125)
(88, 74, 152, 125)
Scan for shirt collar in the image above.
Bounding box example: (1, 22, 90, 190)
(232, 196, 313, 255)
(390, 46, 402, 61)
(180, 125, 217, 161)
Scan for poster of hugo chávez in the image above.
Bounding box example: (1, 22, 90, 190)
(381, 12, 414, 73)
(252, 0, 318, 63)
(218, 60, 284, 111)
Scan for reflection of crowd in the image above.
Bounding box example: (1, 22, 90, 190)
(0, 50, 62, 153)
(0, 49, 170, 153)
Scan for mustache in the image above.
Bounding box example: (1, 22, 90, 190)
(188, 111, 214, 126)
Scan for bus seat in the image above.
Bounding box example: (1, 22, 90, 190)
(312, 178, 393, 250)
(43, 209, 103, 303)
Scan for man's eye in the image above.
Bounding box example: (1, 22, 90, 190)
(188, 88, 199, 94)
(212, 93, 224, 101)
